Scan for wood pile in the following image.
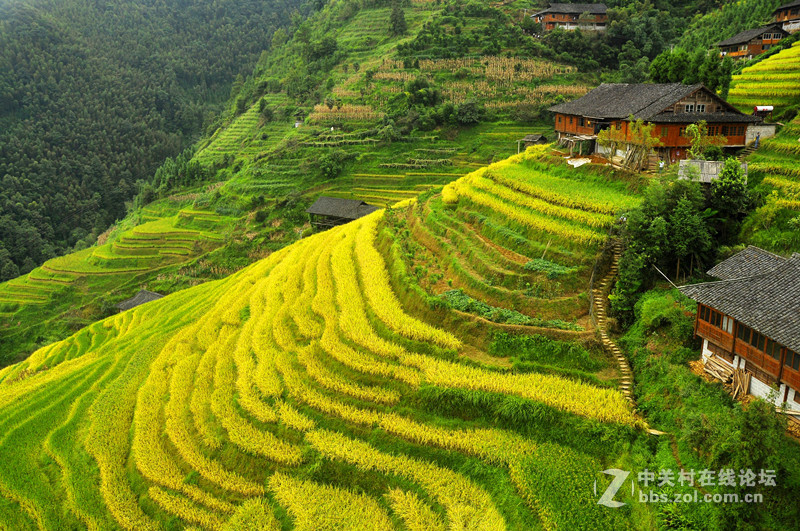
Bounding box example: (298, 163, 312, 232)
(731, 369, 751, 400)
(703, 354, 735, 383)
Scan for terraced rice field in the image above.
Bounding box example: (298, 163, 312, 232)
(742, 115, 800, 252)
(409, 146, 640, 325)
(0, 211, 227, 319)
(0, 150, 642, 530)
(195, 96, 294, 165)
(728, 41, 800, 112)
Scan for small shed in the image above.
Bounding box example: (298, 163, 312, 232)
(306, 197, 380, 230)
(517, 134, 548, 153)
(115, 289, 164, 312)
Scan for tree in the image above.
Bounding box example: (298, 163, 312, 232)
(0, 259, 19, 282)
(390, 4, 407, 36)
(685, 121, 725, 160)
(454, 100, 485, 124)
(710, 157, 750, 243)
(670, 196, 712, 280)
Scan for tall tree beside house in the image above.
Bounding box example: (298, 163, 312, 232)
(390, 4, 407, 36)
(610, 177, 714, 325)
(685, 120, 726, 160)
(710, 157, 751, 244)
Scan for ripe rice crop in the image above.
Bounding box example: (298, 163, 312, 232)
(269, 472, 394, 530)
(0, 150, 641, 528)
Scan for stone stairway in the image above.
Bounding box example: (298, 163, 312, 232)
(592, 241, 635, 405)
(738, 142, 758, 161)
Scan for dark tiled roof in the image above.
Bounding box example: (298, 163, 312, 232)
(707, 246, 788, 280)
(680, 252, 800, 353)
(521, 134, 546, 142)
(776, 0, 800, 14)
(115, 289, 164, 311)
(716, 25, 787, 47)
(548, 83, 755, 123)
(306, 197, 380, 220)
(650, 112, 762, 124)
(534, 3, 607, 15)
(549, 83, 703, 120)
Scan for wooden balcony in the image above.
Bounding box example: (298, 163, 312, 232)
(735, 342, 781, 378)
(783, 366, 800, 391)
(696, 320, 734, 352)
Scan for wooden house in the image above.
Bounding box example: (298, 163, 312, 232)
(680, 247, 800, 420)
(548, 83, 763, 163)
(775, 0, 800, 33)
(715, 24, 788, 59)
(115, 289, 164, 312)
(306, 197, 379, 230)
(531, 3, 607, 32)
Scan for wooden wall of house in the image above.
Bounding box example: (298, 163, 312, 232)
(720, 35, 786, 58)
(777, 6, 800, 23)
(554, 113, 595, 136)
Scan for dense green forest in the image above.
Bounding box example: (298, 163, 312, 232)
(0, 0, 306, 278)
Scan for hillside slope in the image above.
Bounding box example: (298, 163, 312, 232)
(0, 149, 653, 529)
(0, 0, 588, 364)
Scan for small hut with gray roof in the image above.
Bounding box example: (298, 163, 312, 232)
(306, 197, 380, 230)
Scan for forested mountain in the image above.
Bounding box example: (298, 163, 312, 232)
(0, 0, 305, 278)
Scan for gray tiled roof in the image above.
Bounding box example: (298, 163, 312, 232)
(715, 24, 787, 47)
(776, 0, 800, 13)
(306, 197, 379, 220)
(533, 3, 607, 15)
(115, 289, 164, 311)
(680, 252, 800, 353)
(707, 246, 788, 280)
(548, 83, 755, 124)
(549, 83, 702, 120)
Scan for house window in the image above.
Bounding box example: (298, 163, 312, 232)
(569, 117, 573, 124)
(696, 104, 705, 113)
(749, 329, 766, 351)
(579, 117, 585, 127)
(721, 126, 729, 136)
(558, 116, 562, 123)
(700, 305, 727, 329)
(722, 315, 734, 334)
(765, 339, 783, 361)
(615, 122, 622, 130)
(685, 104, 695, 112)
(786, 350, 800, 371)
(679, 127, 687, 137)
(737, 323, 748, 341)
(660, 126, 668, 137)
